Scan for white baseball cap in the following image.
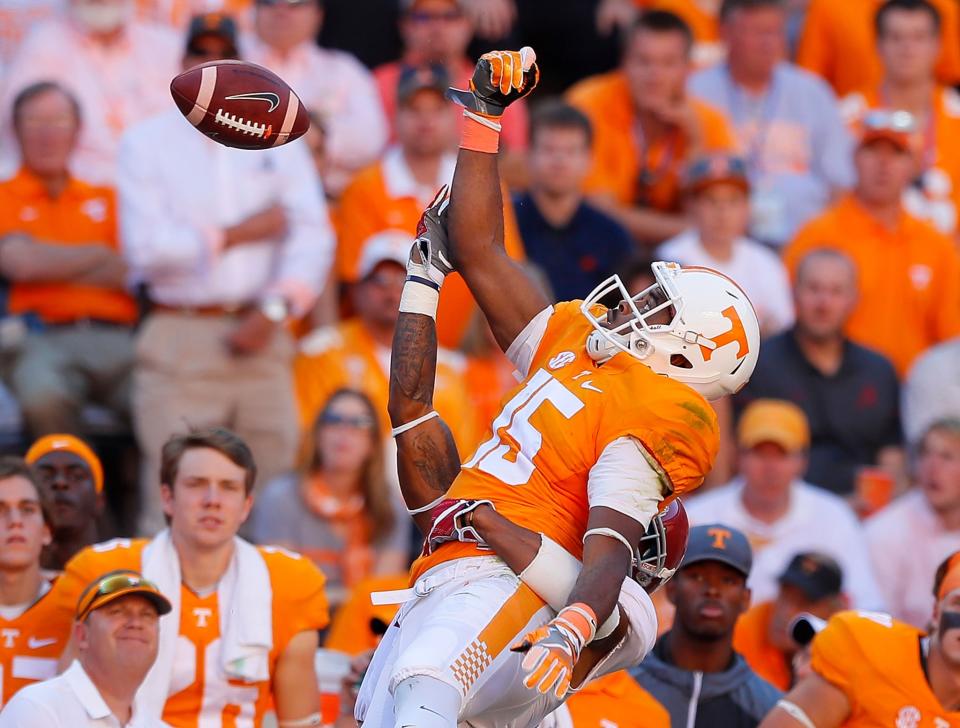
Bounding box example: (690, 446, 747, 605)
(357, 229, 412, 280)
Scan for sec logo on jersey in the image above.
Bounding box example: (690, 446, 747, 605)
(549, 351, 575, 370)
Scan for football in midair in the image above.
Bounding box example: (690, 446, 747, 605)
(170, 59, 309, 150)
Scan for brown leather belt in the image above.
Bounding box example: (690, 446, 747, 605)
(153, 303, 253, 317)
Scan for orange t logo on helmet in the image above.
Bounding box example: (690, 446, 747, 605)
(699, 306, 750, 362)
(708, 527, 732, 550)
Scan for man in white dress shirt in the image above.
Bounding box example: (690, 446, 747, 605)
(118, 17, 333, 534)
(686, 398, 885, 610)
(0, 570, 172, 727)
(866, 418, 960, 628)
(241, 0, 387, 196)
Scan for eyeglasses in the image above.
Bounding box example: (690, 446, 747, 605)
(75, 572, 161, 621)
(320, 412, 376, 429)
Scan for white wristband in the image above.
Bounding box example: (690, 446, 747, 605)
(399, 278, 440, 319)
(595, 604, 621, 640)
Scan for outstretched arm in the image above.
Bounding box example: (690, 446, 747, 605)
(446, 48, 551, 351)
(388, 195, 464, 535)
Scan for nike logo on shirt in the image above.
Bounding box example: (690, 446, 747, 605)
(27, 637, 57, 649)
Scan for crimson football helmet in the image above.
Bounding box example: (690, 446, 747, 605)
(633, 499, 689, 593)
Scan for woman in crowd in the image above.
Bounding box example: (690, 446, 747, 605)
(250, 388, 408, 606)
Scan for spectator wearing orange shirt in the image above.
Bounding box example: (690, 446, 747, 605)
(784, 112, 960, 376)
(373, 0, 528, 160)
(336, 64, 525, 348)
(840, 0, 960, 238)
(567, 10, 737, 246)
(0, 0, 181, 184)
(0, 82, 134, 440)
(734, 552, 846, 691)
(797, 0, 960, 97)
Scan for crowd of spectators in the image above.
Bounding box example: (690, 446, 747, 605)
(1, 0, 960, 724)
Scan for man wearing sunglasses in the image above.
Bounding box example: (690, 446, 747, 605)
(51, 428, 329, 728)
(0, 570, 171, 727)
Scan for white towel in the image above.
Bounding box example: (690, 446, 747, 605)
(135, 529, 274, 720)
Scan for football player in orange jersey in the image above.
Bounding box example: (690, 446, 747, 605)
(357, 47, 760, 728)
(354, 186, 688, 728)
(52, 428, 330, 728)
(0, 456, 72, 708)
(760, 550, 960, 727)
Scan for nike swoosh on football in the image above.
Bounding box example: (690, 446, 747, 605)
(27, 637, 58, 649)
(224, 92, 281, 113)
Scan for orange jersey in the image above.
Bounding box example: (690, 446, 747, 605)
(784, 195, 960, 375)
(56, 538, 329, 728)
(811, 610, 960, 726)
(565, 671, 671, 728)
(797, 0, 960, 97)
(732, 601, 791, 691)
(412, 301, 719, 580)
(293, 317, 478, 454)
(567, 71, 737, 212)
(0, 167, 135, 325)
(0, 575, 73, 708)
(333, 156, 526, 348)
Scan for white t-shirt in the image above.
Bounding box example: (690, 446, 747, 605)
(657, 230, 794, 335)
(865, 489, 960, 628)
(686, 478, 885, 609)
(0, 660, 170, 727)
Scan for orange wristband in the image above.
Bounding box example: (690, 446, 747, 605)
(461, 112, 501, 154)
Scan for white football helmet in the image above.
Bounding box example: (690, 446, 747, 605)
(580, 261, 760, 401)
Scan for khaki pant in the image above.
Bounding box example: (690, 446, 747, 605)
(10, 325, 134, 437)
(133, 312, 298, 536)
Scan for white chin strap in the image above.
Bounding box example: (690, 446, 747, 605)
(586, 329, 649, 363)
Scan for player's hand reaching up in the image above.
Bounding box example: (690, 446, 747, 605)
(408, 185, 454, 290)
(511, 603, 598, 699)
(446, 46, 539, 120)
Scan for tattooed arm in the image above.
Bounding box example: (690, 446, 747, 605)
(388, 308, 463, 537)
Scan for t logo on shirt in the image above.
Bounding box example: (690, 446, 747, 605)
(1, 628, 19, 648)
(193, 608, 213, 628)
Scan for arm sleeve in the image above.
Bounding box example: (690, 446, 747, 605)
(117, 131, 222, 278)
(504, 305, 554, 379)
(587, 437, 665, 530)
(264, 143, 335, 317)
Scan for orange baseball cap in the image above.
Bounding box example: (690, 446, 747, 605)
(738, 399, 810, 452)
(75, 570, 172, 622)
(25, 434, 104, 493)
